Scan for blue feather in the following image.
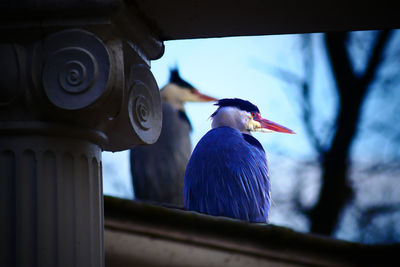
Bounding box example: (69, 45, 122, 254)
(184, 126, 270, 223)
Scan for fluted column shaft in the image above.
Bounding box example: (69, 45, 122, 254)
(0, 136, 103, 267)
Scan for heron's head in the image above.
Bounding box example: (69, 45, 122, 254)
(211, 98, 295, 135)
(160, 68, 217, 110)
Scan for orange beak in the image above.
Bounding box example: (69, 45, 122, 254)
(192, 89, 218, 102)
(253, 113, 295, 134)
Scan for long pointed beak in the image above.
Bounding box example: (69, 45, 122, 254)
(254, 115, 295, 134)
(192, 89, 218, 102)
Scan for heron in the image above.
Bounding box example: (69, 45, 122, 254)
(184, 98, 294, 222)
(130, 68, 216, 206)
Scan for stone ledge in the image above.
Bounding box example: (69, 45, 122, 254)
(104, 196, 398, 266)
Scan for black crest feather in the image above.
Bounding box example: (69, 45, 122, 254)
(211, 98, 260, 117)
(169, 68, 195, 89)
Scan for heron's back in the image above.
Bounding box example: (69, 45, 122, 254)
(184, 126, 270, 222)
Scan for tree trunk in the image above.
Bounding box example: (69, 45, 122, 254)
(309, 31, 392, 235)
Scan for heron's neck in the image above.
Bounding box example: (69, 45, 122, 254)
(161, 84, 185, 111)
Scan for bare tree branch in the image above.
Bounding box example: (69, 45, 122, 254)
(360, 30, 393, 90)
(359, 203, 400, 228)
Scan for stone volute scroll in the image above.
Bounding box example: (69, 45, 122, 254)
(28, 28, 162, 151)
(40, 29, 112, 111)
(103, 63, 162, 151)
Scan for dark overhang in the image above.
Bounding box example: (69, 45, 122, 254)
(130, 0, 400, 40)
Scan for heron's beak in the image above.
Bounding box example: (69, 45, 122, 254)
(191, 89, 218, 102)
(253, 114, 295, 134)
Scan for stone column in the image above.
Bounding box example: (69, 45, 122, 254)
(0, 136, 103, 267)
(0, 2, 163, 266)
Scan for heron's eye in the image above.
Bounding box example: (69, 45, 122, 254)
(251, 112, 256, 118)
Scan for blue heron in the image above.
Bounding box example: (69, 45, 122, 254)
(130, 68, 216, 206)
(184, 98, 294, 222)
